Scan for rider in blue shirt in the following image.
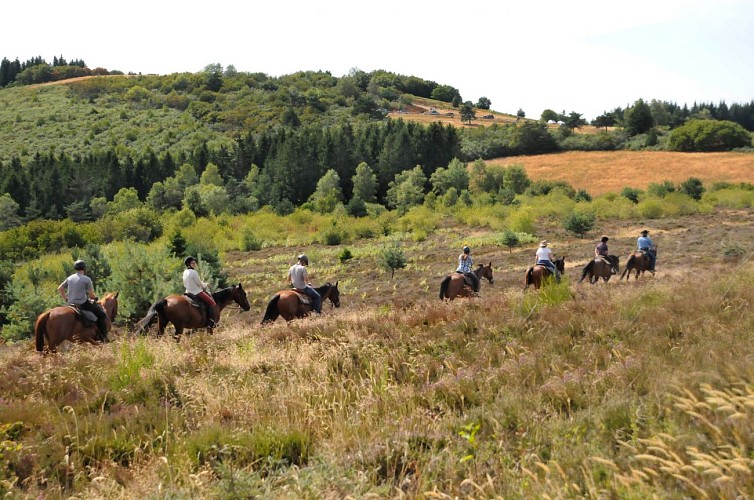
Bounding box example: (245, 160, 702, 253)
(637, 230, 656, 272)
(455, 246, 480, 292)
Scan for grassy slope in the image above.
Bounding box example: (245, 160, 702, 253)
(490, 150, 754, 195)
(2, 208, 754, 497)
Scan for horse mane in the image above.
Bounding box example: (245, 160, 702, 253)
(212, 286, 233, 304)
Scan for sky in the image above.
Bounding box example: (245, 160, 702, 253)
(4, 0, 754, 120)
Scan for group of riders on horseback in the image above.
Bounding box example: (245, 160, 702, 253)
(40, 229, 657, 351)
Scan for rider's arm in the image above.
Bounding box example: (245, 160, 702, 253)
(87, 288, 97, 300)
(57, 282, 67, 301)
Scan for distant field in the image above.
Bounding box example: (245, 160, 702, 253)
(489, 150, 754, 195)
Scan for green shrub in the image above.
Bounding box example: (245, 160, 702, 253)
(620, 187, 643, 204)
(668, 119, 752, 152)
(637, 198, 665, 219)
(379, 241, 407, 279)
(501, 229, 520, 252)
(338, 248, 353, 263)
(240, 228, 262, 251)
(563, 211, 595, 238)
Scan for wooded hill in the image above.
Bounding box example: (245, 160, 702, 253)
(0, 66, 752, 226)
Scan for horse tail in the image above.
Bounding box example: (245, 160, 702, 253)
(135, 299, 167, 333)
(439, 276, 451, 300)
(620, 255, 634, 280)
(580, 260, 594, 283)
(262, 294, 281, 324)
(34, 311, 50, 352)
(524, 267, 533, 289)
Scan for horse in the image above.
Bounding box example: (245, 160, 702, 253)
(620, 246, 658, 281)
(35, 292, 119, 353)
(579, 255, 620, 284)
(136, 283, 251, 337)
(261, 282, 340, 323)
(439, 262, 494, 300)
(524, 257, 566, 291)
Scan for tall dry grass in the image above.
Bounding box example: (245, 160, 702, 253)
(1, 210, 754, 497)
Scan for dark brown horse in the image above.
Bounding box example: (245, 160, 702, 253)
(579, 255, 620, 284)
(620, 246, 658, 280)
(35, 292, 119, 353)
(524, 257, 566, 291)
(136, 283, 251, 337)
(439, 263, 494, 300)
(261, 282, 340, 323)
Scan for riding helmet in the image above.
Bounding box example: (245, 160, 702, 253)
(184, 256, 196, 267)
(73, 260, 86, 270)
(298, 254, 309, 265)
(641, 230, 649, 235)
(463, 246, 471, 254)
(601, 236, 609, 242)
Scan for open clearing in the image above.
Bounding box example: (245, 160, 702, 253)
(490, 150, 754, 195)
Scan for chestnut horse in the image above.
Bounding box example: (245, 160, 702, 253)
(136, 283, 250, 337)
(579, 255, 620, 284)
(620, 246, 658, 280)
(524, 257, 566, 291)
(35, 292, 119, 353)
(439, 263, 494, 300)
(261, 282, 340, 323)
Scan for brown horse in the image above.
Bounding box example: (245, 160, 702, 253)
(261, 282, 340, 323)
(579, 255, 620, 284)
(136, 283, 251, 337)
(35, 292, 119, 353)
(439, 263, 494, 300)
(620, 246, 658, 280)
(524, 257, 566, 291)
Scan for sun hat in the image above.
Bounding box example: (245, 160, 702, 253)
(539, 240, 548, 247)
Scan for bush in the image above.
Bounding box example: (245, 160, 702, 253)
(563, 211, 595, 238)
(501, 229, 520, 252)
(620, 187, 643, 204)
(637, 199, 665, 219)
(240, 228, 262, 251)
(679, 177, 705, 200)
(647, 181, 676, 198)
(338, 248, 353, 263)
(379, 242, 407, 279)
(668, 119, 752, 152)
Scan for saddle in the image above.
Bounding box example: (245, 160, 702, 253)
(66, 304, 98, 326)
(183, 293, 206, 309)
(291, 289, 311, 305)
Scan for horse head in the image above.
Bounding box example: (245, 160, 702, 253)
(555, 256, 566, 273)
(476, 262, 494, 284)
(328, 281, 340, 308)
(100, 292, 119, 322)
(608, 255, 620, 273)
(232, 283, 251, 311)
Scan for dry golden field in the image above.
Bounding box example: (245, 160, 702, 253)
(490, 150, 754, 195)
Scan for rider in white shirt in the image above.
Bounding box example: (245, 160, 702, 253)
(183, 256, 220, 327)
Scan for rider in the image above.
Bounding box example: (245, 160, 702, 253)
(454, 246, 480, 293)
(57, 259, 108, 342)
(595, 235, 614, 273)
(535, 240, 561, 283)
(183, 256, 220, 328)
(637, 230, 656, 272)
(288, 254, 321, 314)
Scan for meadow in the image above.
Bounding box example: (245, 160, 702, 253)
(1, 185, 754, 497)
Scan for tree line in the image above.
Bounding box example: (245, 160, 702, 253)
(0, 119, 459, 223)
